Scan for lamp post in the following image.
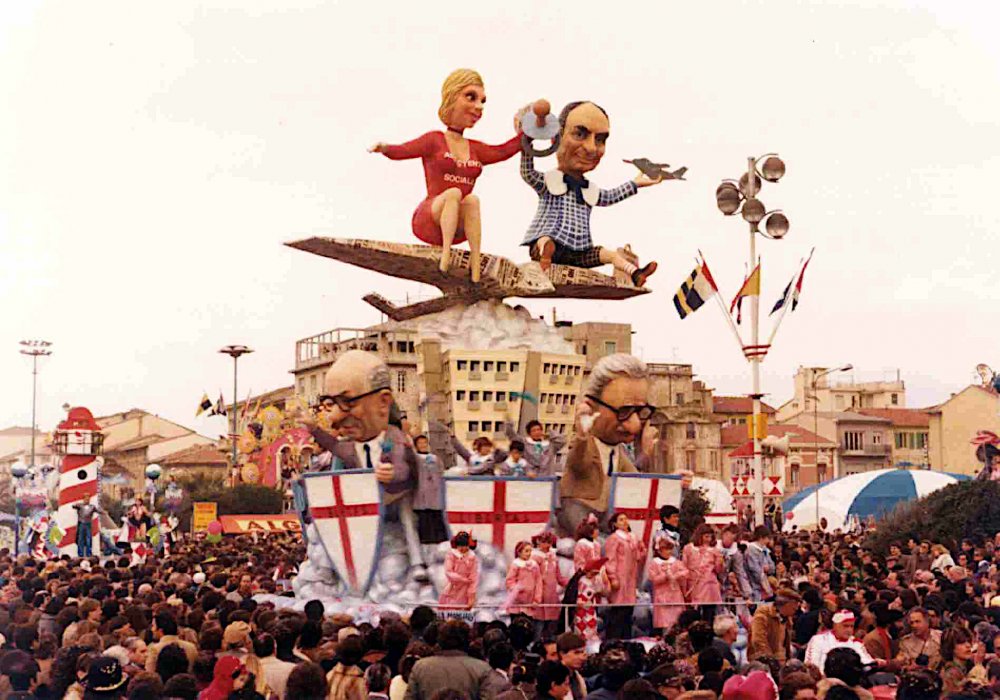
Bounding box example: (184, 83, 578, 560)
(219, 345, 253, 469)
(19, 340, 52, 472)
(716, 155, 789, 526)
(811, 364, 852, 528)
(10, 461, 27, 554)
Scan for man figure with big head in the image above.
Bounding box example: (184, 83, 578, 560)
(300, 349, 428, 580)
(520, 101, 662, 284)
(557, 353, 658, 536)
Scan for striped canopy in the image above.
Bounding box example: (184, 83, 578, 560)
(782, 469, 970, 532)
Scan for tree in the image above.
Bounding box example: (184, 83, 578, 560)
(867, 480, 1000, 553)
(680, 485, 711, 543)
(172, 476, 284, 531)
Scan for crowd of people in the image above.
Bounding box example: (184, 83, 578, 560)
(2, 519, 1000, 700)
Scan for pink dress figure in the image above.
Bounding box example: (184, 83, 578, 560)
(505, 542, 543, 617)
(439, 532, 479, 609)
(683, 525, 725, 607)
(575, 559, 610, 643)
(532, 535, 569, 625)
(605, 528, 647, 607)
(647, 536, 689, 633)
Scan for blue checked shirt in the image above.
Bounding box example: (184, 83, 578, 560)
(520, 152, 638, 251)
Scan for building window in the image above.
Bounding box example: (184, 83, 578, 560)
(895, 432, 905, 449)
(686, 422, 696, 440)
(843, 431, 863, 451)
(891, 393, 899, 405)
(310, 375, 318, 394)
(581, 343, 588, 355)
(675, 393, 684, 406)
(818, 463, 828, 482)
(468, 421, 479, 433)
(916, 432, 928, 449)
(456, 390, 466, 401)
(484, 361, 495, 372)
(497, 362, 507, 372)
(457, 360, 468, 370)
(790, 463, 800, 487)
(686, 450, 697, 471)
(710, 451, 719, 472)
(835, 395, 844, 409)
(496, 391, 506, 402)
(483, 391, 493, 402)
(872, 432, 882, 445)
(604, 341, 617, 355)
(396, 371, 406, 393)
(297, 379, 305, 395)
(543, 363, 551, 374)
(470, 361, 480, 371)
(469, 391, 480, 402)
(510, 362, 520, 372)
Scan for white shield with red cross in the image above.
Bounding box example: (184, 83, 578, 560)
(608, 474, 683, 550)
(304, 470, 382, 597)
(443, 476, 556, 562)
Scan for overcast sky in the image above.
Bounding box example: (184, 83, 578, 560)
(2, 1, 999, 437)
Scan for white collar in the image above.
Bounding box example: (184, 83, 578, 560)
(451, 548, 470, 559)
(513, 557, 530, 568)
(544, 169, 600, 206)
(526, 437, 549, 447)
(614, 529, 630, 540)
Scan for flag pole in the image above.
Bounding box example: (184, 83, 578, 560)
(696, 252, 745, 353)
(765, 248, 814, 347)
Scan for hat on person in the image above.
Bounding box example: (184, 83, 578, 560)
(223, 621, 252, 649)
(193, 572, 206, 585)
(832, 610, 856, 624)
(584, 557, 608, 573)
(338, 626, 360, 642)
(774, 588, 802, 605)
(85, 655, 127, 694)
(722, 670, 777, 700)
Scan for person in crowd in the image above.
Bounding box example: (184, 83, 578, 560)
(604, 512, 646, 640)
(658, 505, 682, 545)
(897, 607, 943, 669)
(534, 660, 571, 699)
(439, 532, 479, 610)
(937, 626, 988, 695)
(253, 632, 296, 699)
(481, 642, 514, 700)
(555, 633, 588, 700)
(572, 517, 601, 573)
(498, 441, 531, 477)
(505, 541, 543, 619)
(646, 533, 688, 636)
(750, 588, 802, 662)
(404, 620, 491, 700)
(745, 525, 776, 603)
(328, 635, 367, 700)
(805, 610, 876, 672)
(683, 524, 724, 620)
(365, 663, 393, 700)
(532, 531, 569, 637)
(711, 613, 740, 668)
(506, 419, 566, 478)
(411, 435, 448, 546)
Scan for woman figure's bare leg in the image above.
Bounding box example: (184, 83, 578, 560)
(431, 187, 463, 274)
(461, 194, 482, 282)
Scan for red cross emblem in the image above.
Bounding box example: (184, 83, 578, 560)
(445, 477, 555, 562)
(306, 471, 382, 595)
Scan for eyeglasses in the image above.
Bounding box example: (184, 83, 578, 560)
(586, 395, 655, 422)
(318, 387, 387, 411)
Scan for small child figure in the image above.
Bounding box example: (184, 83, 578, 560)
(604, 512, 647, 640)
(573, 557, 610, 643)
(447, 429, 504, 475)
(412, 434, 448, 545)
(573, 516, 602, 573)
(532, 531, 569, 635)
(498, 440, 531, 477)
(504, 540, 542, 618)
(440, 531, 479, 610)
(646, 533, 689, 635)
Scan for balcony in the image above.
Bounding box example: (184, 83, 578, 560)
(494, 401, 508, 411)
(564, 375, 575, 385)
(561, 405, 570, 414)
(495, 371, 510, 381)
(840, 444, 891, 457)
(468, 401, 481, 412)
(468, 371, 482, 381)
(544, 404, 555, 414)
(548, 374, 559, 385)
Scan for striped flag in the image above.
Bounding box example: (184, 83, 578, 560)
(195, 393, 212, 417)
(673, 260, 719, 319)
(209, 392, 227, 417)
(770, 250, 814, 315)
(730, 263, 761, 324)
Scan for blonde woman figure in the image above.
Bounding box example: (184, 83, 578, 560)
(370, 69, 522, 281)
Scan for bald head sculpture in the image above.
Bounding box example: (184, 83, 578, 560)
(322, 350, 393, 442)
(556, 101, 610, 178)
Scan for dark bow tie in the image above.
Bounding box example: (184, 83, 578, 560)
(563, 173, 589, 204)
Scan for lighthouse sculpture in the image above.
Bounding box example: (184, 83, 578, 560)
(52, 407, 105, 557)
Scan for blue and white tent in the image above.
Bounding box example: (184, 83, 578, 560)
(783, 469, 970, 532)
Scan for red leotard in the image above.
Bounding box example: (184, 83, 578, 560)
(381, 131, 521, 245)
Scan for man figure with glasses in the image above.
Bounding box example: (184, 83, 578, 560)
(298, 349, 429, 582)
(556, 353, 658, 536)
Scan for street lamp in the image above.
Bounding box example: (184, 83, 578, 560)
(715, 155, 788, 526)
(19, 340, 52, 472)
(11, 461, 27, 554)
(811, 364, 852, 529)
(219, 345, 253, 468)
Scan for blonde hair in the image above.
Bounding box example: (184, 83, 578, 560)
(438, 68, 484, 126)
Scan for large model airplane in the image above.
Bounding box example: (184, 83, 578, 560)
(623, 158, 688, 181)
(285, 237, 649, 321)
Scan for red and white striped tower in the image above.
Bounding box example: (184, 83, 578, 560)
(52, 407, 104, 557)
